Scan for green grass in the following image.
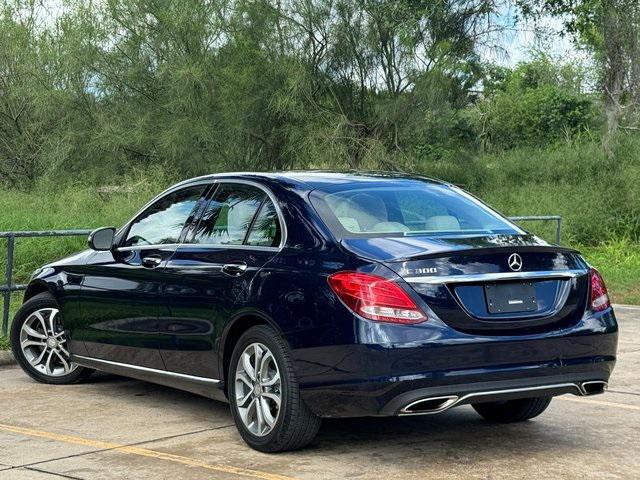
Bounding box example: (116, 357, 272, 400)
(0, 173, 173, 285)
(0, 173, 174, 347)
(580, 240, 640, 305)
(471, 137, 640, 246)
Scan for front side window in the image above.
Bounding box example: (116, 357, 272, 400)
(124, 185, 206, 247)
(311, 182, 522, 238)
(191, 184, 266, 245)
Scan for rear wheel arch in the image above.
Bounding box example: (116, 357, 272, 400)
(221, 311, 285, 394)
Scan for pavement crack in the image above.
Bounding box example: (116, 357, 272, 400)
(123, 424, 235, 449)
(607, 389, 640, 397)
(12, 466, 87, 480)
(9, 425, 234, 471)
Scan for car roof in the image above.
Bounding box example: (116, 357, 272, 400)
(176, 170, 449, 191)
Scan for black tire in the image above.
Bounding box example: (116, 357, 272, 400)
(228, 325, 321, 452)
(472, 397, 552, 423)
(10, 292, 93, 385)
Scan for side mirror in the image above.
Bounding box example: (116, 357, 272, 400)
(88, 227, 116, 251)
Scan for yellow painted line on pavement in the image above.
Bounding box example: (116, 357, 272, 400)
(0, 422, 296, 480)
(557, 396, 640, 411)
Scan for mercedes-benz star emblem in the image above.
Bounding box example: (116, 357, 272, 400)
(508, 253, 523, 271)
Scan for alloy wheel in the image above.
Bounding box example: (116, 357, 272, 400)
(234, 342, 282, 437)
(19, 307, 77, 377)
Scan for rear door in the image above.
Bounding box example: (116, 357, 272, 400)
(78, 183, 209, 368)
(158, 181, 284, 379)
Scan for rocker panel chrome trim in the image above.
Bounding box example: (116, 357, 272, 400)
(72, 355, 221, 385)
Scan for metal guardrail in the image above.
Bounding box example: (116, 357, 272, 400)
(509, 215, 561, 245)
(1, 230, 93, 335)
(0, 216, 562, 336)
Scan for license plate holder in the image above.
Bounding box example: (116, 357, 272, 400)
(485, 282, 537, 314)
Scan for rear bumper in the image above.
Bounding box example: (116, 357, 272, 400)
(383, 376, 607, 416)
(296, 309, 618, 418)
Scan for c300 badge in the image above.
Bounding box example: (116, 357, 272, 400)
(405, 267, 438, 275)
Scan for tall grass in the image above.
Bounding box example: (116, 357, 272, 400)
(417, 134, 640, 245)
(580, 239, 640, 305)
(0, 168, 175, 292)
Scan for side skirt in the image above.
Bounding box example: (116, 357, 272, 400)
(72, 354, 228, 402)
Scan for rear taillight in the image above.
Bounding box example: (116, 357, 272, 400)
(589, 268, 611, 312)
(327, 271, 426, 324)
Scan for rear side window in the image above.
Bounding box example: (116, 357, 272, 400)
(124, 185, 206, 247)
(246, 201, 281, 247)
(191, 183, 280, 246)
(311, 183, 521, 238)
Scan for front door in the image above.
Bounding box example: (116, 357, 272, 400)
(158, 182, 284, 379)
(78, 183, 209, 368)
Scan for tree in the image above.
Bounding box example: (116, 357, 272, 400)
(516, 0, 640, 158)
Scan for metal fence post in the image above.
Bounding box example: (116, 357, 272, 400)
(2, 235, 15, 336)
(508, 215, 562, 245)
(1, 229, 94, 336)
(556, 217, 562, 245)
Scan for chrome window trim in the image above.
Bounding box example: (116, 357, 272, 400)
(180, 244, 281, 252)
(73, 355, 221, 384)
(114, 177, 287, 253)
(116, 243, 182, 252)
(404, 269, 588, 285)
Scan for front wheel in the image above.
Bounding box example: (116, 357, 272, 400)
(228, 325, 321, 452)
(472, 397, 552, 423)
(10, 292, 93, 384)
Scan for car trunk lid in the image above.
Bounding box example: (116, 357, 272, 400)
(341, 234, 590, 334)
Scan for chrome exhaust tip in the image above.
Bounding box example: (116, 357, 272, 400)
(399, 395, 459, 415)
(580, 380, 608, 396)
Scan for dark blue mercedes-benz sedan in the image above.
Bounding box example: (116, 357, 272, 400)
(11, 172, 617, 452)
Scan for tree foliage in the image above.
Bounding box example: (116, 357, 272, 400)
(516, 0, 640, 157)
(469, 53, 598, 150)
(0, 0, 603, 186)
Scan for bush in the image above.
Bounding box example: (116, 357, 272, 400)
(470, 86, 599, 150)
(467, 53, 601, 151)
(469, 134, 640, 244)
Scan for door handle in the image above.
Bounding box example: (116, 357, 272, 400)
(142, 254, 163, 268)
(66, 273, 84, 285)
(222, 262, 248, 276)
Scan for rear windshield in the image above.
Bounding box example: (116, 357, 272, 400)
(310, 183, 522, 238)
